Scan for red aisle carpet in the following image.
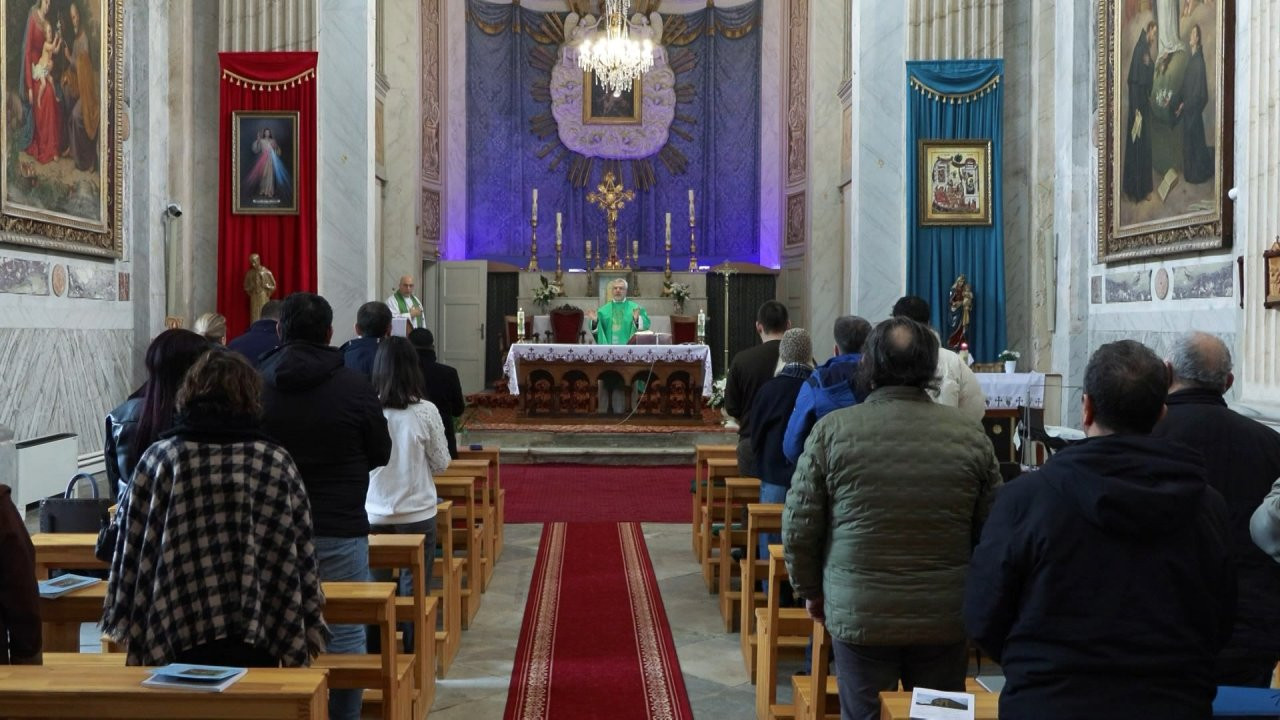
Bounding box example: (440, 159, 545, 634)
(505, 523, 693, 720)
(503, 464, 690, 523)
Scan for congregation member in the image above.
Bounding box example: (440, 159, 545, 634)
(890, 295, 985, 423)
(965, 339, 1234, 719)
(104, 329, 210, 501)
(784, 317, 1000, 720)
(782, 315, 871, 464)
(387, 275, 426, 330)
(748, 328, 813, 512)
(0, 483, 41, 665)
(409, 327, 466, 458)
(725, 300, 789, 476)
(341, 301, 393, 380)
(193, 312, 228, 345)
(367, 336, 451, 652)
(1152, 331, 1280, 687)
(101, 350, 328, 668)
(227, 299, 282, 367)
(259, 292, 392, 720)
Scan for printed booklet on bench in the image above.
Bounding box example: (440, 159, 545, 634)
(36, 574, 100, 598)
(141, 664, 248, 692)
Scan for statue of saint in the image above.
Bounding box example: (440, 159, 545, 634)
(244, 253, 276, 322)
(947, 274, 974, 351)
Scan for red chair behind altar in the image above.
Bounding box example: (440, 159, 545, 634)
(671, 315, 698, 344)
(549, 306, 586, 344)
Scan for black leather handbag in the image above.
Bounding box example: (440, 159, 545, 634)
(38, 473, 111, 533)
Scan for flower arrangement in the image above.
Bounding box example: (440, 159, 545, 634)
(667, 281, 691, 313)
(708, 376, 727, 409)
(531, 275, 561, 311)
(997, 349, 1020, 362)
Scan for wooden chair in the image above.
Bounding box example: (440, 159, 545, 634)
(0, 666, 328, 719)
(718, 477, 761, 631)
(549, 305, 586, 343)
(740, 503, 784, 677)
(671, 314, 698, 344)
(691, 445, 738, 557)
(755, 545, 819, 720)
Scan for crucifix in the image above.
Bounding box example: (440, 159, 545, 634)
(586, 171, 634, 270)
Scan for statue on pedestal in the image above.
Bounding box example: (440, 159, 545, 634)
(244, 253, 277, 323)
(947, 274, 973, 351)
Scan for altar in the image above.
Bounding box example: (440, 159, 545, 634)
(503, 343, 713, 421)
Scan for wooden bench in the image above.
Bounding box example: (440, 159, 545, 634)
(755, 544, 819, 720)
(717, 477, 761, 631)
(457, 446, 503, 561)
(433, 476, 484, 629)
(367, 534, 438, 717)
(0, 666, 329, 719)
(878, 684, 999, 719)
(692, 445, 738, 557)
(438, 459, 496, 592)
(431, 500, 463, 677)
(791, 621, 837, 720)
(700, 458, 741, 591)
(740, 503, 784, 677)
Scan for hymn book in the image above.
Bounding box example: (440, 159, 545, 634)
(36, 574, 100, 598)
(141, 664, 248, 692)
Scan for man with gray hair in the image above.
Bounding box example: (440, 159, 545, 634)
(1152, 330, 1280, 687)
(749, 328, 815, 506)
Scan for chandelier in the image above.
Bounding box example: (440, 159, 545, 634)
(577, 0, 654, 98)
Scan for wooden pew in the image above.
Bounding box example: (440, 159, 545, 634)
(791, 621, 837, 720)
(717, 477, 761, 631)
(700, 457, 741, 591)
(740, 503, 784, 677)
(755, 544, 818, 720)
(431, 500, 463, 677)
(457, 446, 503, 560)
(878, 685, 999, 719)
(692, 445, 738, 558)
(367, 534, 438, 717)
(433, 476, 484, 629)
(0, 666, 329, 719)
(438, 460, 496, 592)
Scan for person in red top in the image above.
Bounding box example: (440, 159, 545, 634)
(0, 484, 41, 665)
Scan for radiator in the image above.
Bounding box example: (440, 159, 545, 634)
(13, 433, 79, 508)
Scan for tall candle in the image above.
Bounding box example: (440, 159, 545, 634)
(531, 189, 538, 220)
(632, 240, 639, 260)
(516, 307, 525, 339)
(586, 239, 591, 260)
(556, 212, 562, 248)
(688, 189, 695, 219)
(665, 213, 671, 248)
(697, 308, 706, 336)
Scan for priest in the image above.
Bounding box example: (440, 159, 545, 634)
(386, 275, 426, 330)
(587, 278, 651, 345)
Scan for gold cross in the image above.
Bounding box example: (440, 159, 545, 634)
(586, 172, 634, 225)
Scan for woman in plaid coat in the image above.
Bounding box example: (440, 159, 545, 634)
(102, 350, 328, 667)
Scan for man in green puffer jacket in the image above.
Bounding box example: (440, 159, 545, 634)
(783, 317, 1001, 720)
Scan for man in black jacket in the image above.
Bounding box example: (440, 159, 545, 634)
(965, 340, 1234, 719)
(259, 292, 392, 720)
(409, 328, 465, 458)
(227, 299, 282, 367)
(724, 300, 789, 476)
(340, 301, 392, 381)
(1152, 330, 1280, 687)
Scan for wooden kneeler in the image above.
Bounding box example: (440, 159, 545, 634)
(739, 503, 784, 677)
(755, 545, 818, 720)
(717, 477, 761, 631)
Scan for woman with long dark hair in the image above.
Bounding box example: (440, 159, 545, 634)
(102, 350, 328, 667)
(367, 336, 450, 652)
(104, 329, 209, 501)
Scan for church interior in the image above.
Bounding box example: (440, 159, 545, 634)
(2, 0, 1279, 717)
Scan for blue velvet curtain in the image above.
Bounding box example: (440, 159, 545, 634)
(905, 60, 1006, 362)
(465, 0, 761, 267)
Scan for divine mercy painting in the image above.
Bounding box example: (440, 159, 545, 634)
(232, 111, 298, 215)
(1098, 0, 1230, 260)
(2, 0, 121, 257)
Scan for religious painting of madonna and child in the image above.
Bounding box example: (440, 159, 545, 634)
(232, 111, 298, 215)
(582, 72, 641, 125)
(2, 0, 122, 258)
(917, 139, 992, 227)
(1097, 0, 1231, 261)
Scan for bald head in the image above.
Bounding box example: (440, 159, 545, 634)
(1169, 331, 1233, 394)
(397, 276, 415, 295)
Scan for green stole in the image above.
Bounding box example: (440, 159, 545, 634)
(394, 292, 423, 328)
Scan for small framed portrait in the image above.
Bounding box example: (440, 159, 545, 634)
(232, 111, 298, 214)
(918, 139, 993, 226)
(582, 73, 642, 125)
(1264, 238, 1280, 309)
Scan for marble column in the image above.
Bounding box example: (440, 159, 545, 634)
(379, 1, 424, 295)
(805, 0, 845, 358)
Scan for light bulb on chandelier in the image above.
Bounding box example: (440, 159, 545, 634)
(577, 0, 654, 97)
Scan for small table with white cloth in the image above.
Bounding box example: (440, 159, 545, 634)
(975, 372, 1046, 464)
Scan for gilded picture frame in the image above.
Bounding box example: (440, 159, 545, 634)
(231, 110, 299, 215)
(582, 72, 642, 125)
(1263, 239, 1280, 310)
(1097, 0, 1233, 262)
(1, 0, 123, 258)
(918, 139, 992, 227)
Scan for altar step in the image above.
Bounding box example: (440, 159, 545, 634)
(462, 428, 734, 465)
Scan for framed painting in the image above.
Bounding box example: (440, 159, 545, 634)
(1, 0, 122, 258)
(1097, 0, 1233, 261)
(231, 111, 298, 215)
(582, 72, 642, 125)
(918, 139, 992, 226)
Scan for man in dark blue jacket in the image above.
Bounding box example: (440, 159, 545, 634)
(965, 339, 1234, 720)
(1152, 331, 1280, 687)
(227, 299, 281, 367)
(783, 315, 870, 464)
(340, 301, 392, 381)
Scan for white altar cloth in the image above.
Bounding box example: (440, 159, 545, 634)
(503, 343, 713, 397)
(976, 372, 1046, 409)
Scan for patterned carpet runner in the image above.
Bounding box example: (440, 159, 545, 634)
(503, 464, 691, 523)
(504, 523, 693, 720)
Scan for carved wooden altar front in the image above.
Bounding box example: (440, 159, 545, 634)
(503, 343, 712, 421)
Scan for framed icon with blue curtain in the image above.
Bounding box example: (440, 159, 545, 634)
(918, 139, 992, 227)
(231, 111, 298, 215)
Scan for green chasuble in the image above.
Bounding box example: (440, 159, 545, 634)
(595, 300, 651, 344)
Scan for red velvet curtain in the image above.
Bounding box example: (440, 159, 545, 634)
(217, 52, 318, 339)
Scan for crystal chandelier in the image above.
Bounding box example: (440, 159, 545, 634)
(577, 0, 654, 98)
